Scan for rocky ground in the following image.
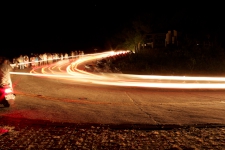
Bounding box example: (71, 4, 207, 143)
(0, 117, 225, 149)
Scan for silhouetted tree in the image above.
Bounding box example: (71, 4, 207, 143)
(109, 13, 153, 51)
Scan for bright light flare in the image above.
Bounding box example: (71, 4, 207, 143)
(5, 88, 13, 93)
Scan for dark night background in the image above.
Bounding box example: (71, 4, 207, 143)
(1, 2, 224, 58)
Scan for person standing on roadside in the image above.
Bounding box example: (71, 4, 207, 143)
(24, 55, 29, 68)
(0, 58, 13, 90)
(18, 55, 24, 69)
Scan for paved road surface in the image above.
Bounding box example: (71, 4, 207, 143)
(0, 66, 225, 149)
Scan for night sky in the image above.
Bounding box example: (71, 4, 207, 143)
(1, 2, 224, 58)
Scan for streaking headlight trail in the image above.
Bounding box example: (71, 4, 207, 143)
(10, 51, 225, 89)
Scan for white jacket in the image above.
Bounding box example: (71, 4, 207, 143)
(0, 63, 12, 86)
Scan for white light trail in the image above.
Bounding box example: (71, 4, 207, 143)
(10, 51, 225, 89)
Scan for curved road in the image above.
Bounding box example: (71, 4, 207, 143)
(1, 51, 225, 126)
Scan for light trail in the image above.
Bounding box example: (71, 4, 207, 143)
(10, 51, 225, 89)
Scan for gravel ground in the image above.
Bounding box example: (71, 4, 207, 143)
(0, 118, 225, 150)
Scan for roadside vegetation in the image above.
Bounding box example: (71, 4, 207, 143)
(105, 12, 225, 76)
(112, 47, 225, 76)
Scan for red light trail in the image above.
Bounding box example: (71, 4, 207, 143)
(10, 51, 225, 89)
